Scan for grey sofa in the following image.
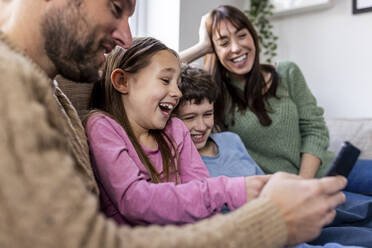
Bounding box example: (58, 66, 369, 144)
(326, 118, 372, 159)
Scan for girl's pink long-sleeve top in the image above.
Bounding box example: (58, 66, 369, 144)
(85, 114, 246, 225)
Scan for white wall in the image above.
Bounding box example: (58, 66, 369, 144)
(137, 0, 372, 118)
(135, 0, 181, 51)
(136, 0, 246, 55)
(272, 0, 372, 118)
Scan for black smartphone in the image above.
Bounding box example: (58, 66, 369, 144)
(325, 141, 361, 177)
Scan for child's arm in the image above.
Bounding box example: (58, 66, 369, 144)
(86, 115, 247, 225)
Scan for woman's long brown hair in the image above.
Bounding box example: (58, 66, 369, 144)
(204, 5, 279, 128)
(87, 37, 179, 183)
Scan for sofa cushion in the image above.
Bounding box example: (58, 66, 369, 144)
(326, 118, 372, 159)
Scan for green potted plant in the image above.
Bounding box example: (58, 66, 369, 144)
(245, 0, 278, 63)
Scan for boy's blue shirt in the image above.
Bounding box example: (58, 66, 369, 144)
(201, 132, 264, 178)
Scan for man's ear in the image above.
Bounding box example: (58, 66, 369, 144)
(111, 69, 129, 94)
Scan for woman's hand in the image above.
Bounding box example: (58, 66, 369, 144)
(198, 13, 213, 54)
(299, 153, 321, 178)
(179, 13, 214, 63)
(244, 175, 271, 202)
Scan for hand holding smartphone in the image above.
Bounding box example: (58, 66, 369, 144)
(325, 141, 361, 177)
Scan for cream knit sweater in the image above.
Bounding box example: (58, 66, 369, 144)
(0, 32, 287, 248)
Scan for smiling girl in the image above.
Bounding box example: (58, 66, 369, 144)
(84, 37, 265, 226)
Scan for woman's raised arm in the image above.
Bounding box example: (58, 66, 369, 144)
(180, 13, 214, 63)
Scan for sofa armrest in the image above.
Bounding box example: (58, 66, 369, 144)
(325, 118, 372, 159)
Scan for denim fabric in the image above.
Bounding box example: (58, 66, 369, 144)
(345, 160, 372, 194)
(202, 136, 372, 247)
(292, 242, 364, 248)
(310, 191, 372, 247)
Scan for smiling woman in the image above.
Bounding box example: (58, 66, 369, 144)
(179, 5, 331, 179)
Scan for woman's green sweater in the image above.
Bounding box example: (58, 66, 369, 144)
(226, 61, 334, 177)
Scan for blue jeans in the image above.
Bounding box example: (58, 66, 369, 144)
(292, 243, 364, 248)
(345, 159, 372, 194)
(310, 191, 372, 247)
(296, 160, 372, 247)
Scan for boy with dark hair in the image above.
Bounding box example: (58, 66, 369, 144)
(175, 65, 264, 179)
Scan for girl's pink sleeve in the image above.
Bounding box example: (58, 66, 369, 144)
(86, 115, 246, 225)
(169, 118, 247, 211)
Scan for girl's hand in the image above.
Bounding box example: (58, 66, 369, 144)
(244, 175, 271, 202)
(198, 13, 213, 54)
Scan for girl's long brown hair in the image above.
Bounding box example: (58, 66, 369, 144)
(87, 37, 179, 183)
(204, 5, 279, 128)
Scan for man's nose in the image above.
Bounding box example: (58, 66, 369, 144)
(112, 18, 133, 49)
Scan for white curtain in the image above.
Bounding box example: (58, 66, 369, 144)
(129, 0, 148, 37)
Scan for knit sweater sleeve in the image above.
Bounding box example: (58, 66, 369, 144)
(86, 115, 246, 225)
(284, 61, 330, 164)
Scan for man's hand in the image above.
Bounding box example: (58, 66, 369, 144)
(260, 172, 347, 246)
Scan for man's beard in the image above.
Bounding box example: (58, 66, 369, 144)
(41, 2, 103, 83)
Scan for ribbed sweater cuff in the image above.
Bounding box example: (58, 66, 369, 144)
(226, 197, 288, 248)
(113, 197, 288, 248)
(301, 141, 326, 163)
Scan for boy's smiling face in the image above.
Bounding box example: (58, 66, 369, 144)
(177, 98, 214, 151)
